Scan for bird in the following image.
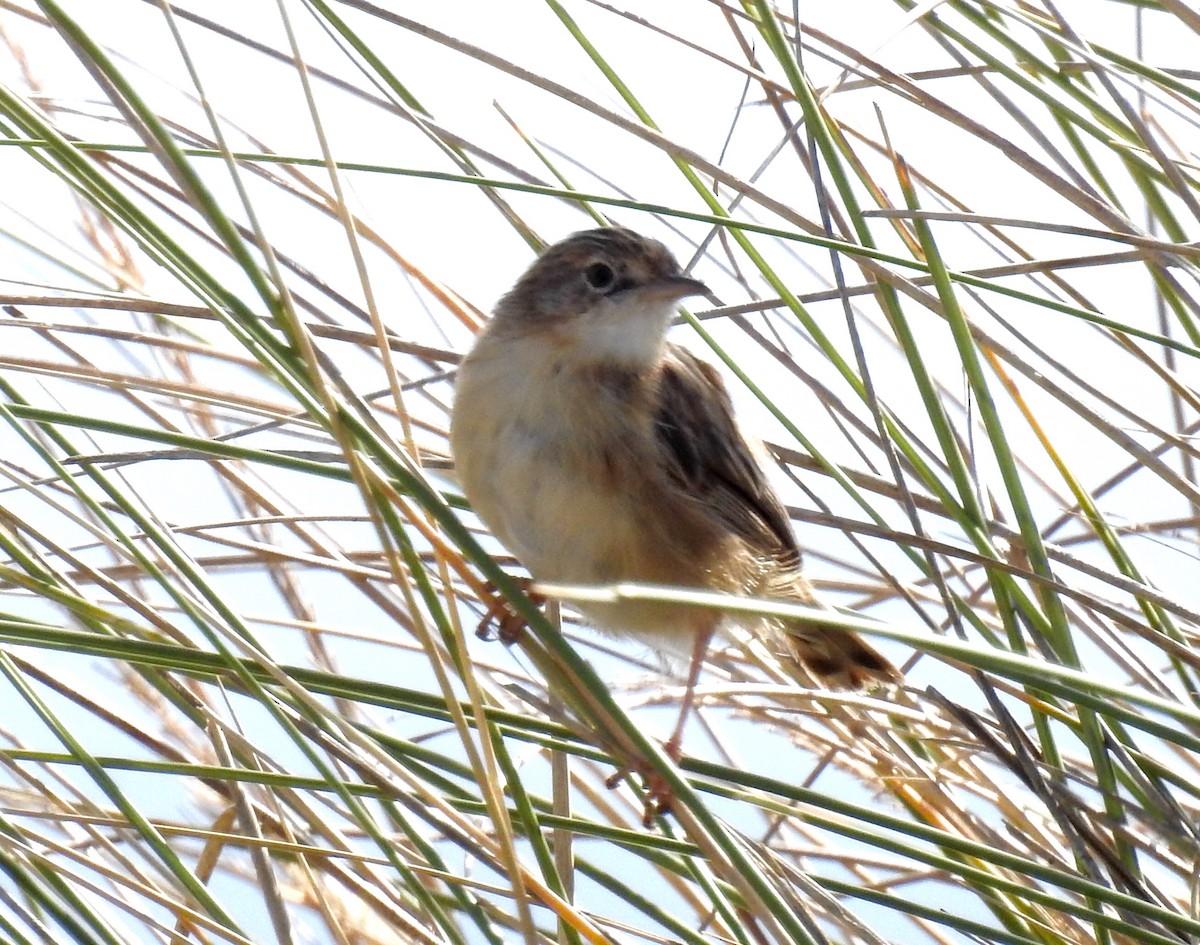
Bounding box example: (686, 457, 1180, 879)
(450, 226, 898, 766)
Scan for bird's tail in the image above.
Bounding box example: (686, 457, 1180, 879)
(763, 569, 900, 688)
(783, 621, 900, 689)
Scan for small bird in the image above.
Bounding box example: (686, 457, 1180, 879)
(451, 227, 897, 756)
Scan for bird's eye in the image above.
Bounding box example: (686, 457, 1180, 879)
(584, 262, 615, 291)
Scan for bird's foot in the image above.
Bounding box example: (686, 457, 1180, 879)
(606, 738, 684, 827)
(475, 577, 545, 643)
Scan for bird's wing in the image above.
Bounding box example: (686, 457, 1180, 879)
(654, 345, 800, 562)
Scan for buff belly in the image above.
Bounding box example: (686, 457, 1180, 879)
(452, 337, 731, 643)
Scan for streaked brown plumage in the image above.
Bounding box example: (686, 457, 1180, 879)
(451, 227, 897, 713)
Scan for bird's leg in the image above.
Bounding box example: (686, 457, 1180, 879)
(623, 623, 717, 825)
(475, 576, 546, 643)
(665, 623, 717, 758)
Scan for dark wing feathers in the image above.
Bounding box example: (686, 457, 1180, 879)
(654, 346, 900, 688)
(654, 345, 800, 562)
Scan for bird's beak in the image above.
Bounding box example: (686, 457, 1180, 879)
(638, 275, 710, 303)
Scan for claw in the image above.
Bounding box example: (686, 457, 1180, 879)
(475, 577, 546, 642)
(606, 739, 684, 826)
(641, 770, 675, 826)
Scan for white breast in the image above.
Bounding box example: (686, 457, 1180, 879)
(450, 328, 649, 584)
